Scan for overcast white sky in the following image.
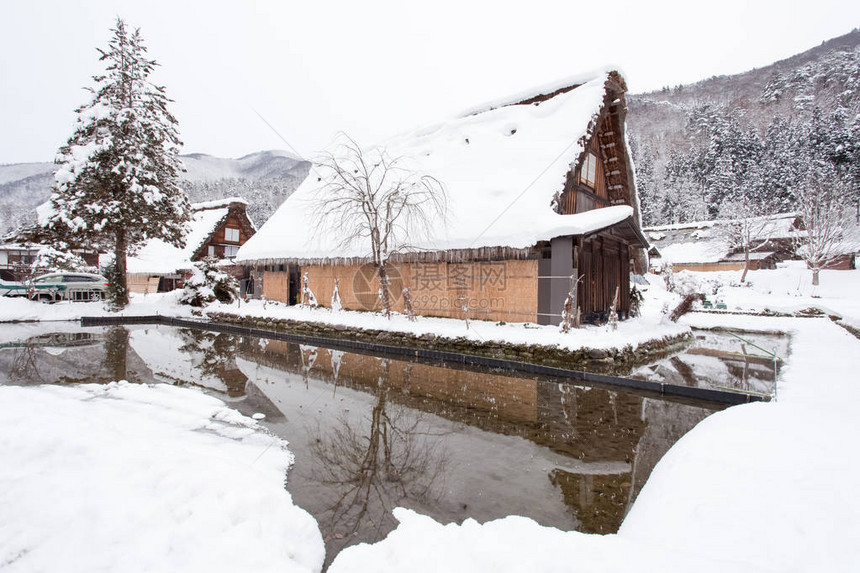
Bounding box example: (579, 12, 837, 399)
(1, 0, 858, 164)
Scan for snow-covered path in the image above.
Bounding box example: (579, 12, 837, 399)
(327, 316, 860, 573)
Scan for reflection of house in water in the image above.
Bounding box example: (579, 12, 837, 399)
(127, 327, 249, 398)
(633, 330, 786, 395)
(232, 338, 715, 536)
(0, 327, 154, 385)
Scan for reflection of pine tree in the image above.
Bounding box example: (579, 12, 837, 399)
(102, 327, 130, 382)
(177, 329, 248, 396)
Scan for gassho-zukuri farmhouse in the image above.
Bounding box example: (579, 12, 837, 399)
(236, 69, 649, 325)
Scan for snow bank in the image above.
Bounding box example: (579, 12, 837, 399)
(0, 382, 324, 573)
(328, 316, 860, 573)
(0, 290, 196, 323)
(670, 261, 860, 324)
(646, 213, 801, 265)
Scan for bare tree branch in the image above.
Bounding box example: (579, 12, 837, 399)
(310, 133, 447, 317)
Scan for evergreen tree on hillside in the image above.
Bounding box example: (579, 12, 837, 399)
(41, 18, 190, 307)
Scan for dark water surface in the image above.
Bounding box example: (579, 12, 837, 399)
(0, 323, 782, 567)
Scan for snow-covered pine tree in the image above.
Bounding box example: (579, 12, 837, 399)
(42, 18, 190, 307)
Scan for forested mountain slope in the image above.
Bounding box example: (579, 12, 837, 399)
(627, 29, 860, 226)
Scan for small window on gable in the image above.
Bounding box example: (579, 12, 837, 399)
(225, 227, 240, 242)
(579, 152, 598, 188)
(208, 245, 216, 257)
(224, 245, 239, 258)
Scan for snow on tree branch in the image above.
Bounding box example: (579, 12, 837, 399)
(40, 17, 190, 308)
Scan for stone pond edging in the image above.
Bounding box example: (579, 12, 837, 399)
(207, 311, 694, 373)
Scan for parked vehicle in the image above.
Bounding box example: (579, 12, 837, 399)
(0, 278, 28, 298)
(1, 272, 109, 302)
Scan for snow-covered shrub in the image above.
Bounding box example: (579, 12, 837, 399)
(32, 246, 96, 275)
(669, 293, 704, 322)
(629, 285, 643, 318)
(301, 272, 318, 307)
(607, 286, 620, 330)
(180, 258, 239, 307)
(331, 278, 342, 311)
(661, 264, 677, 292)
(402, 287, 416, 321)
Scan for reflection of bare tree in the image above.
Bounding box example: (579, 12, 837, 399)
(309, 359, 448, 543)
(177, 329, 249, 397)
(9, 342, 43, 384)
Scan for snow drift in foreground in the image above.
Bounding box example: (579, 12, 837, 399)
(0, 382, 324, 573)
(328, 316, 860, 573)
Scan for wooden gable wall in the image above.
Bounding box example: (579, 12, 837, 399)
(193, 204, 256, 262)
(558, 74, 635, 218)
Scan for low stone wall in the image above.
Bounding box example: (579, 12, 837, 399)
(208, 311, 693, 373)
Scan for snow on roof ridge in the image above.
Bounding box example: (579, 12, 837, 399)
(459, 66, 623, 118)
(645, 212, 799, 233)
(192, 197, 248, 211)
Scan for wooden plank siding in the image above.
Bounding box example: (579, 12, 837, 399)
(259, 260, 540, 323)
(262, 270, 290, 301)
(577, 235, 630, 320)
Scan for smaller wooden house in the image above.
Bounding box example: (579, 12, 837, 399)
(0, 243, 40, 281)
(0, 242, 100, 281)
(645, 213, 801, 273)
(127, 198, 256, 293)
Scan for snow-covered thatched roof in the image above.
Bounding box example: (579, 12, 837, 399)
(237, 69, 639, 263)
(127, 198, 247, 274)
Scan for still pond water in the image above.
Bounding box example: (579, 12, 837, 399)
(0, 323, 785, 567)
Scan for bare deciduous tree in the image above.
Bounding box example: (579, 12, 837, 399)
(793, 164, 853, 286)
(718, 197, 779, 283)
(312, 134, 446, 317)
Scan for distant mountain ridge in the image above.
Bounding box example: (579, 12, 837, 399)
(0, 150, 311, 236)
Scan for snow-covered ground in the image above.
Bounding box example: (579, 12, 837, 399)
(1, 262, 859, 572)
(0, 382, 324, 573)
(0, 290, 196, 323)
(327, 314, 860, 573)
(669, 261, 860, 327)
